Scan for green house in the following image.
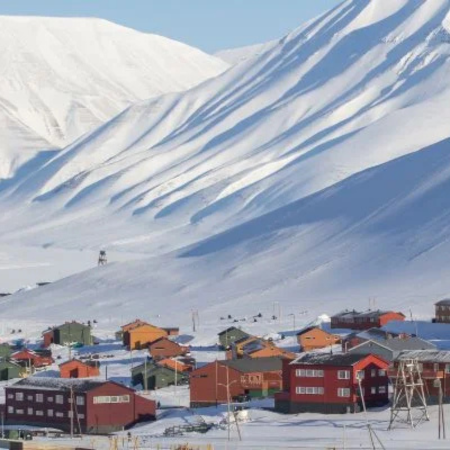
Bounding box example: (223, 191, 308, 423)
(131, 361, 188, 390)
(0, 359, 24, 381)
(0, 343, 12, 359)
(218, 327, 251, 350)
(44, 321, 92, 347)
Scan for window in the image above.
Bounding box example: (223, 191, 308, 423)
(48, 410, 54, 417)
(378, 370, 386, 377)
(356, 370, 365, 380)
(296, 369, 306, 377)
(47, 396, 54, 402)
(55, 412, 64, 418)
(36, 393, 44, 403)
(36, 411, 44, 417)
(371, 369, 376, 378)
(55, 395, 64, 404)
(16, 409, 24, 415)
(15, 392, 24, 401)
(338, 370, 350, 380)
(296, 386, 324, 395)
(7, 394, 13, 400)
(371, 387, 376, 394)
(306, 370, 314, 377)
(27, 408, 33, 415)
(338, 388, 351, 397)
(445, 364, 450, 374)
(93, 395, 130, 404)
(78, 414, 85, 419)
(76, 396, 85, 406)
(297, 369, 324, 378)
(379, 386, 387, 394)
(27, 395, 33, 401)
(7, 406, 14, 414)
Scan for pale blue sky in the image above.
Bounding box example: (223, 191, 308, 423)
(0, 1, 339, 53)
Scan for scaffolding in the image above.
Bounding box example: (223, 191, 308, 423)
(388, 358, 430, 429)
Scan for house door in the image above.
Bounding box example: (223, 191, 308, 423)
(70, 368, 79, 378)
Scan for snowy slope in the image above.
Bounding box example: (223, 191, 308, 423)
(2, 0, 450, 323)
(0, 16, 228, 178)
(215, 40, 278, 65)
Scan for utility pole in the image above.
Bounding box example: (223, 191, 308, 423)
(288, 314, 296, 332)
(144, 358, 148, 392)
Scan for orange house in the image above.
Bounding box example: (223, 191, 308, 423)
(158, 358, 191, 373)
(59, 359, 100, 378)
(248, 345, 296, 360)
(125, 323, 168, 350)
(296, 327, 341, 352)
(149, 338, 189, 361)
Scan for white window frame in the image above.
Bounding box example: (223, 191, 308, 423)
(338, 370, 350, 380)
(55, 395, 64, 405)
(337, 388, 351, 398)
(36, 393, 44, 403)
(296, 369, 306, 377)
(27, 407, 33, 416)
(7, 406, 14, 414)
(76, 396, 85, 406)
(36, 410, 44, 417)
(48, 409, 54, 417)
(15, 392, 24, 401)
(378, 369, 386, 377)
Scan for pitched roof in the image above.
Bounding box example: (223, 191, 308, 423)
(158, 359, 190, 372)
(296, 326, 334, 337)
(7, 377, 125, 393)
(350, 337, 436, 354)
(292, 353, 370, 366)
(435, 299, 450, 306)
(218, 327, 249, 336)
(332, 310, 404, 320)
(396, 350, 450, 363)
(59, 358, 100, 369)
(221, 357, 283, 373)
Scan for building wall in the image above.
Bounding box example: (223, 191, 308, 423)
(219, 329, 249, 349)
(60, 361, 100, 379)
(435, 305, 450, 323)
(190, 362, 243, 407)
(126, 326, 168, 350)
(55, 324, 92, 346)
(298, 329, 340, 351)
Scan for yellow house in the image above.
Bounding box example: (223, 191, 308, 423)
(124, 323, 168, 350)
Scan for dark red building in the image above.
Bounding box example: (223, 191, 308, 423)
(190, 357, 284, 408)
(4, 377, 156, 434)
(275, 353, 389, 414)
(331, 310, 405, 330)
(149, 338, 189, 361)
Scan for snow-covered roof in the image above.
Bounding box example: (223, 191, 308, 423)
(435, 298, 450, 306)
(8, 377, 111, 392)
(396, 350, 450, 363)
(292, 353, 370, 366)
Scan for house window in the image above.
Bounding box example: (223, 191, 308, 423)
(445, 364, 450, 374)
(7, 394, 13, 400)
(15, 392, 24, 401)
(48, 410, 54, 417)
(36, 411, 44, 417)
(296, 386, 324, 395)
(55, 412, 64, 418)
(76, 396, 85, 406)
(36, 393, 44, 403)
(48, 396, 54, 402)
(306, 370, 315, 377)
(357, 370, 365, 380)
(55, 395, 64, 404)
(296, 387, 306, 394)
(378, 370, 386, 377)
(379, 386, 387, 394)
(93, 395, 130, 404)
(371, 369, 376, 377)
(27, 408, 33, 415)
(371, 387, 376, 394)
(7, 406, 14, 414)
(16, 409, 24, 415)
(338, 388, 351, 397)
(78, 413, 85, 419)
(338, 370, 350, 380)
(27, 395, 33, 401)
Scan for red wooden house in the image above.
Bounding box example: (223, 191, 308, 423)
(11, 349, 54, 369)
(59, 359, 100, 379)
(149, 338, 189, 361)
(331, 310, 405, 330)
(190, 357, 284, 408)
(4, 377, 156, 434)
(275, 353, 389, 414)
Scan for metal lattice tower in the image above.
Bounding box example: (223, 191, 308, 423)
(98, 250, 107, 266)
(388, 358, 430, 430)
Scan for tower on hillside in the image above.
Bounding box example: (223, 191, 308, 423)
(388, 358, 430, 430)
(98, 250, 107, 266)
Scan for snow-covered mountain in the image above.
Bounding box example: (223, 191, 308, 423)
(0, 16, 229, 178)
(215, 40, 278, 65)
(2, 0, 450, 325)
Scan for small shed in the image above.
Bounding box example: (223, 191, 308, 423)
(59, 359, 100, 378)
